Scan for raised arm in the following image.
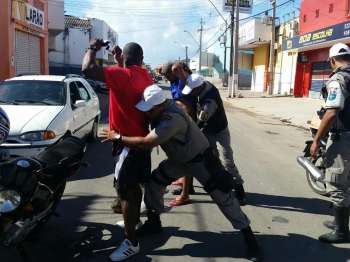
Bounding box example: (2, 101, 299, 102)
(82, 39, 105, 82)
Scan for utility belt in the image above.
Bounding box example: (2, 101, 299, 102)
(329, 129, 350, 141)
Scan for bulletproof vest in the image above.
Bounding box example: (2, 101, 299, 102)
(198, 82, 228, 134)
(330, 66, 350, 130)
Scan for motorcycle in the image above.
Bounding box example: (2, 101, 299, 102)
(297, 107, 330, 196)
(0, 135, 86, 246)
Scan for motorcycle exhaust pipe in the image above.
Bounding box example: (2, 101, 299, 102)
(297, 156, 324, 181)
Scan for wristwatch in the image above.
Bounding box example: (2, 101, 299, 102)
(114, 133, 122, 142)
(88, 45, 98, 52)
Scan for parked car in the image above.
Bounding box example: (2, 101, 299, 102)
(0, 75, 100, 158)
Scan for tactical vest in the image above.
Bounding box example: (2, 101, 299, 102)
(329, 66, 350, 131)
(198, 82, 228, 134)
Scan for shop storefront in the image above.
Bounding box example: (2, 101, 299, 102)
(283, 20, 350, 98)
(0, 0, 48, 80)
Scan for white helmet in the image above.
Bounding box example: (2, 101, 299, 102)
(329, 43, 350, 58)
(0, 107, 10, 144)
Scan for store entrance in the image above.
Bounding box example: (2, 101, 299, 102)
(309, 61, 332, 99)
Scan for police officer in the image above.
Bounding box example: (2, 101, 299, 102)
(310, 43, 350, 243)
(179, 73, 247, 205)
(102, 84, 262, 261)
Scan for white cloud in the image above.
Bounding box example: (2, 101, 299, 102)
(72, 0, 233, 66)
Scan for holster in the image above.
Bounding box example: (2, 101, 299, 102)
(202, 148, 234, 193)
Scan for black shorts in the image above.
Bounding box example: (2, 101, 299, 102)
(114, 149, 151, 197)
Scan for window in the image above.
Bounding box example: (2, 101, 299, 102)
(329, 3, 334, 13)
(75, 81, 91, 101)
(315, 9, 320, 18)
(303, 15, 307, 23)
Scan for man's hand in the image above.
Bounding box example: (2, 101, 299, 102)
(100, 128, 118, 143)
(172, 63, 189, 81)
(310, 141, 320, 160)
(112, 45, 123, 65)
(90, 38, 105, 51)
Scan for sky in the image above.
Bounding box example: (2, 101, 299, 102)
(64, 0, 301, 67)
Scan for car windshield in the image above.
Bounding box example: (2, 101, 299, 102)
(0, 80, 66, 106)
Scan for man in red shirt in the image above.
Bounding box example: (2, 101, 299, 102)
(82, 40, 153, 261)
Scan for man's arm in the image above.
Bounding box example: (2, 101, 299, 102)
(198, 99, 218, 122)
(82, 39, 105, 82)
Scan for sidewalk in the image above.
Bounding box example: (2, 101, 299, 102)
(220, 89, 324, 129)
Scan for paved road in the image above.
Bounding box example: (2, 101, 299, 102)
(1, 100, 350, 262)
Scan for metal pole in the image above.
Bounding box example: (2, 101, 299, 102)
(230, 0, 240, 98)
(185, 46, 189, 66)
(223, 35, 227, 87)
(268, 0, 276, 95)
(229, 9, 234, 97)
(199, 18, 203, 73)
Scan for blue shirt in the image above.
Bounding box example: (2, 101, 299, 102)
(170, 79, 186, 99)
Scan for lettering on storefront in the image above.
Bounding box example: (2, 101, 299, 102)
(12, 0, 45, 30)
(283, 20, 350, 50)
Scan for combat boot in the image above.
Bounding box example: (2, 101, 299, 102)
(234, 183, 247, 206)
(136, 210, 163, 237)
(241, 226, 263, 262)
(323, 219, 336, 230)
(319, 207, 350, 243)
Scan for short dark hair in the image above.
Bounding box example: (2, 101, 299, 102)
(123, 42, 143, 66)
(161, 62, 174, 75)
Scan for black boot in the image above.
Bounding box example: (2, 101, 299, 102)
(319, 206, 349, 243)
(234, 184, 247, 206)
(241, 226, 263, 262)
(136, 210, 163, 237)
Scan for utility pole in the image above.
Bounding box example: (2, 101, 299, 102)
(228, 8, 234, 97)
(185, 46, 189, 66)
(199, 17, 203, 73)
(223, 34, 228, 86)
(268, 0, 276, 95)
(230, 0, 240, 98)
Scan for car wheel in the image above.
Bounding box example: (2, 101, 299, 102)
(87, 118, 98, 142)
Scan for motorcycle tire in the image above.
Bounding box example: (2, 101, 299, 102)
(305, 171, 330, 196)
(28, 181, 67, 237)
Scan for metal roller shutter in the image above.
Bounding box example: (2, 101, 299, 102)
(15, 30, 41, 75)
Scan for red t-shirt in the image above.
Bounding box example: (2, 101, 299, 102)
(104, 65, 153, 137)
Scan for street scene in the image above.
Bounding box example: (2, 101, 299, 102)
(1, 0, 350, 262)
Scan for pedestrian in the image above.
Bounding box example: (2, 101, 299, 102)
(101, 85, 263, 262)
(82, 40, 153, 261)
(174, 68, 246, 205)
(310, 43, 350, 243)
(161, 62, 197, 206)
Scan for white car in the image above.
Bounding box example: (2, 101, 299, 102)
(0, 75, 100, 158)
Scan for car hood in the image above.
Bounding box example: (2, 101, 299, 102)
(1, 105, 64, 136)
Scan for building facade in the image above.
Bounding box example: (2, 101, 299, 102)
(0, 0, 49, 80)
(49, 15, 118, 75)
(284, 0, 350, 98)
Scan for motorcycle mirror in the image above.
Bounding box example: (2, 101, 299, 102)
(0, 190, 21, 213)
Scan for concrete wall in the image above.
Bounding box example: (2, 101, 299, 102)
(251, 44, 269, 92)
(274, 50, 298, 95)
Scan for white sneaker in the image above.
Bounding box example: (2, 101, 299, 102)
(109, 239, 140, 261)
(115, 220, 143, 230)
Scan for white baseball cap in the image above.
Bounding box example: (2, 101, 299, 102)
(329, 43, 350, 58)
(182, 74, 205, 95)
(136, 84, 167, 112)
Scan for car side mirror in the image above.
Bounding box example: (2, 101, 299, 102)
(74, 100, 87, 108)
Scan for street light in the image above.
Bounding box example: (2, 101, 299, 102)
(173, 41, 189, 66)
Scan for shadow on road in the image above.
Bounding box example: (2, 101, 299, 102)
(247, 192, 331, 216)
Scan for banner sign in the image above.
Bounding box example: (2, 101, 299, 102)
(12, 0, 45, 30)
(223, 0, 253, 13)
(283, 20, 350, 51)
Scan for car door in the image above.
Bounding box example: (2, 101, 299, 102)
(75, 80, 95, 136)
(68, 81, 87, 138)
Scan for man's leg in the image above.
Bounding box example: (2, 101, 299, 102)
(207, 129, 246, 204)
(320, 136, 350, 243)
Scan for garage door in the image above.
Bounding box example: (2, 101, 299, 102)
(15, 30, 41, 75)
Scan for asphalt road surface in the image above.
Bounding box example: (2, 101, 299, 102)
(1, 96, 350, 262)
